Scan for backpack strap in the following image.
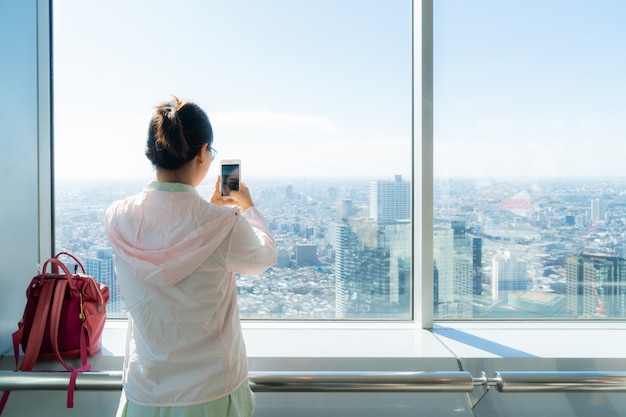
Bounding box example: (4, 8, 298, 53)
(19, 279, 55, 371)
(67, 331, 92, 408)
(0, 391, 10, 415)
(49, 279, 75, 372)
(49, 278, 93, 408)
(1, 279, 55, 415)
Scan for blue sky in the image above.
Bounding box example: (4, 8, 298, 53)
(53, 0, 412, 181)
(434, 0, 626, 178)
(53, 1, 626, 182)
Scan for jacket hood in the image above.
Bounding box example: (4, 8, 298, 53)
(105, 188, 240, 287)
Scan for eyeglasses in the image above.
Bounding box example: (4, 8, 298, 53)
(210, 146, 218, 161)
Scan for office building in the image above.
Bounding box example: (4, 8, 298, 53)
(491, 251, 528, 303)
(433, 225, 454, 317)
(566, 253, 626, 317)
(295, 243, 318, 266)
(85, 247, 122, 313)
(591, 198, 606, 224)
(369, 175, 410, 224)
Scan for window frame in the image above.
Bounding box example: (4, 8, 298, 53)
(47, 0, 427, 326)
(41, 0, 626, 330)
(417, 0, 434, 329)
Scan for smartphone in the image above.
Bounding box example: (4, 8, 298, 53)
(220, 159, 241, 197)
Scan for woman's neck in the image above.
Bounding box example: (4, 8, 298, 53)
(156, 168, 193, 186)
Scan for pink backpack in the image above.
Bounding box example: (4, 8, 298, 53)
(0, 252, 110, 413)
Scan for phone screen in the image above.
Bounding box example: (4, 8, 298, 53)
(221, 163, 240, 196)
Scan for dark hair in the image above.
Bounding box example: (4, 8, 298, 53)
(145, 97, 213, 170)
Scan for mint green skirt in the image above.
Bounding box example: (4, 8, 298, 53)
(115, 380, 255, 417)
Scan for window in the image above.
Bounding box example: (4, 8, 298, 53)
(434, 0, 626, 319)
(52, 1, 413, 319)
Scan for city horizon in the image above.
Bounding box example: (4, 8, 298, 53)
(55, 175, 626, 321)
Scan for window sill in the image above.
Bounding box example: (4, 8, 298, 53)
(68, 320, 626, 360)
(94, 320, 460, 372)
(433, 321, 626, 359)
(5, 321, 626, 373)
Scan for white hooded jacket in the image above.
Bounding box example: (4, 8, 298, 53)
(104, 181, 276, 406)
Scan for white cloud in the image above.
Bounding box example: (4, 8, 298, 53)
(212, 109, 338, 136)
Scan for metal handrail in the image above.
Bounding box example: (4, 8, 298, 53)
(0, 371, 122, 391)
(2, 370, 626, 393)
(0, 371, 476, 393)
(248, 371, 477, 392)
(494, 371, 626, 393)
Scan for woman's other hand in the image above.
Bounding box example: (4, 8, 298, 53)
(210, 176, 254, 211)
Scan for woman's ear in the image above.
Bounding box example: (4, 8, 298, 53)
(196, 143, 209, 163)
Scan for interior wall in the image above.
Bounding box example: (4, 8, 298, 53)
(0, 0, 47, 356)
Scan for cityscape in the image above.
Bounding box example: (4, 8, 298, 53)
(54, 175, 626, 320)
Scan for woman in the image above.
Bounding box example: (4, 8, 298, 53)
(105, 97, 276, 417)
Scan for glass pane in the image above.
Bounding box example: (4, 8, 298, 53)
(53, 1, 413, 319)
(434, 1, 626, 319)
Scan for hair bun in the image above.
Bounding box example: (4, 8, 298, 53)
(145, 97, 214, 170)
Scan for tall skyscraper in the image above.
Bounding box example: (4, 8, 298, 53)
(370, 175, 410, 224)
(296, 243, 318, 266)
(434, 220, 483, 318)
(433, 262, 439, 311)
(433, 225, 454, 317)
(453, 253, 474, 318)
(333, 175, 412, 318)
(591, 198, 606, 224)
(565, 252, 626, 317)
(333, 218, 393, 317)
(334, 224, 348, 318)
(85, 247, 122, 313)
(472, 237, 483, 296)
(451, 220, 480, 316)
(383, 221, 411, 309)
(333, 226, 411, 317)
(285, 184, 294, 199)
(491, 251, 527, 303)
(565, 256, 584, 316)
